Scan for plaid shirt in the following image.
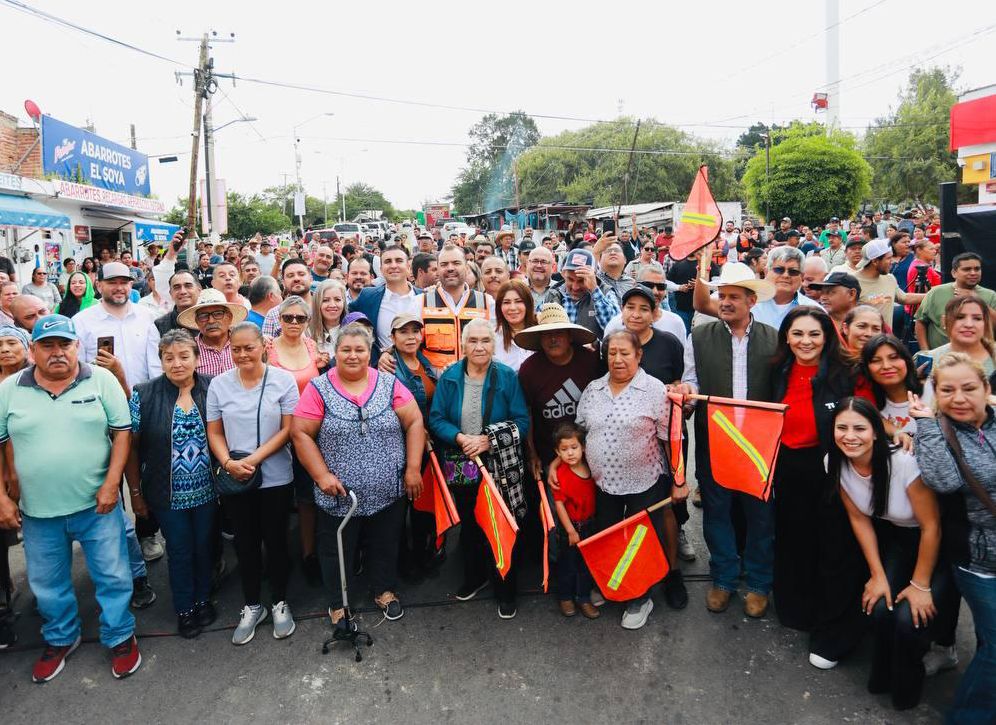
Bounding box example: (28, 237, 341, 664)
(195, 335, 234, 376)
(496, 244, 519, 270)
(560, 286, 620, 333)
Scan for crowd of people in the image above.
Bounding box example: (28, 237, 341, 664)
(0, 213, 992, 722)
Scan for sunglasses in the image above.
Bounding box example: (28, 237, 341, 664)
(643, 246, 656, 252)
(640, 281, 668, 291)
(281, 314, 309, 324)
(771, 266, 802, 277)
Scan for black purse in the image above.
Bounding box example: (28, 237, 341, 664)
(214, 367, 268, 496)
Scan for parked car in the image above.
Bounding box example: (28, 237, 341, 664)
(333, 222, 363, 242)
(305, 229, 339, 245)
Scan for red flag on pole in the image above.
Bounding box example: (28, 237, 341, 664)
(413, 449, 460, 548)
(667, 165, 723, 261)
(666, 392, 685, 486)
(474, 464, 518, 579)
(706, 396, 787, 501)
(537, 479, 556, 593)
(578, 509, 670, 602)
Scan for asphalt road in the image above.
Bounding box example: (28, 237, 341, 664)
(0, 497, 968, 724)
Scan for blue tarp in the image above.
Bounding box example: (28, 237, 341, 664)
(134, 220, 180, 244)
(0, 193, 70, 229)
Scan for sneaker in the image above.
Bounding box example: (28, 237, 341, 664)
(177, 611, 201, 639)
(302, 554, 322, 587)
(130, 577, 157, 609)
(272, 601, 296, 639)
(590, 588, 606, 607)
(923, 644, 958, 677)
(454, 580, 488, 601)
(691, 487, 703, 509)
(194, 600, 217, 628)
(677, 530, 697, 561)
(497, 601, 517, 619)
(110, 636, 142, 679)
(375, 592, 404, 621)
(232, 604, 268, 645)
(140, 535, 165, 562)
(621, 598, 654, 630)
(32, 636, 80, 683)
(663, 570, 688, 610)
(809, 652, 838, 670)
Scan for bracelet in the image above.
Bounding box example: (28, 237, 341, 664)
(129, 489, 141, 496)
(909, 580, 931, 593)
(223, 458, 231, 471)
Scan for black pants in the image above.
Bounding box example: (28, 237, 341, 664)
(869, 521, 950, 710)
(451, 483, 519, 605)
(594, 475, 671, 603)
(397, 499, 437, 572)
(224, 485, 292, 606)
(318, 497, 405, 610)
(773, 446, 867, 661)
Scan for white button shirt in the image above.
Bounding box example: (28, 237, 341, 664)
(376, 284, 419, 350)
(681, 318, 754, 399)
(72, 302, 162, 388)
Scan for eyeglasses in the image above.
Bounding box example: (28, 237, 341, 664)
(281, 314, 309, 324)
(194, 309, 228, 322)
(770, 266, 802, 277)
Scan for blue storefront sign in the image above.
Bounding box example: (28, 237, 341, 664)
(134, 220, 180, 244)
(41, 115, 151, 197)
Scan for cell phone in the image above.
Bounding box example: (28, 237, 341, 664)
(912, 351, 933, 378)
(97, 336, 115, 355)
(602, 219, 616, 235)
(172, 228, 187, 252)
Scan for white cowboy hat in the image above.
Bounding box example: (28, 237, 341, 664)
(514, 303, 597, 351)
(707, 262, 775, 302)
(177, 288, 248, 330)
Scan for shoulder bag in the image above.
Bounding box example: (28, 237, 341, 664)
(938, 414, 996, 518)
(214, 367, 269, 496)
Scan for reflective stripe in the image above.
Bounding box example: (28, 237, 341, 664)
(483, 483, 505, 571)
(711, 409, 770, 482)
(680, 212, 717, 226)
(608, 524, 648, 591)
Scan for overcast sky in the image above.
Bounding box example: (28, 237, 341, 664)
(4, 0, 995, 212)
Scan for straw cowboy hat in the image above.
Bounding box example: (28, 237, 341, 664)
(707, 262, 775, 302)
(494, 229, 516, 245)
(177, 288, 248, 330)
(514, 303, 597, 351)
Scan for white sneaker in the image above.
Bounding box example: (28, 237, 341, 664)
(809, 652, 838, 670)
(232, 604, 268, 645)
(590, 588, 606, 607)
(272, 601, 296, 639)
(677, 530, 697, 562)
(620, 598, 654, 630)
(923, 644, 958, 676)
(140, 535, 165, 562)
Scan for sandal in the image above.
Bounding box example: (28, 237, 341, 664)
(374, 592, 404, 621)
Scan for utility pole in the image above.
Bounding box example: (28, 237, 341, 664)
(203, 63, 217, 242)
(825, 0, 841, 129)
(130, 124, 137, 150)
(183, 35, 209, 235)
(337, 175, 344, 222)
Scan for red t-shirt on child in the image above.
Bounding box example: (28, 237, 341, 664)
(552, 461, 596, 523)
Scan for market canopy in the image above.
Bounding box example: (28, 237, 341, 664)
(0, 193, 71, 229)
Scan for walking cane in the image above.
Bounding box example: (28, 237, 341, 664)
(321, 490, 373, 662)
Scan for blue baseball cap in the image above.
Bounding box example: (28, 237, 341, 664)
(31, 314, 79, 342)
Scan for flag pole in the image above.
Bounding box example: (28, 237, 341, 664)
(679, 392, 788, 411)
(646, 497, 673, 514)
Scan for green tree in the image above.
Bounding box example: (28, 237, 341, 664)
(162, 198, 189, 227)
(742, 128, 871, 226)
(333, 182, 397, 223)
(451, 111, 541, 214)
(515, 118, 739, 207)
(223, 192, 291, 239)
(863, 67, 960, 205)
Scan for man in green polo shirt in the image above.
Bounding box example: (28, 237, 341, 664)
(0, 314, 143, 683)
(915, 252, 996, 351)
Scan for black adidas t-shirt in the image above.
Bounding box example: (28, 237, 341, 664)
(518, 345, 604, 467)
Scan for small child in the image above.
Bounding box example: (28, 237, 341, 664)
(550, 422, 600, 619)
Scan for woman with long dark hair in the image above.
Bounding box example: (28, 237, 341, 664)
(770, 306, 870, 669)
(830, 397, 942, 710)
(55, 271, 97, 318)
(493, 279, 537, 372)
(860, 335, 924, 435)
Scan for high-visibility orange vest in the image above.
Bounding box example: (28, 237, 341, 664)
(421, 288, 490, 369)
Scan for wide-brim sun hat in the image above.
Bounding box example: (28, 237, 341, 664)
(514, 303, 597, 351)
(494, 229, 516, 244)
(707, 262, 775, 302)
(177, 288, 248, 330)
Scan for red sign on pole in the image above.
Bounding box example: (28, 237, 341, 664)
(74, 225, 90, 242)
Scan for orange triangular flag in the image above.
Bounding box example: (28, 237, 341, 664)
(537, 479, 556, 593)
(474, 466, 518, 579)
(706, 396, 787, 501)
(667, 165, 722, 260)
(414, 449, 460, 548)
(578, 509, 669, 602)
(666, 392, 685, 486)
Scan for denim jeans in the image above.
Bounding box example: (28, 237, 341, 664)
(121, 504, 147, 580)
(700, 473, 774, 595)
(556, 519, 595, 602)
(948, 567, 996, 724)
(21, 505, 136, 648)
(154, 502, 218, 615)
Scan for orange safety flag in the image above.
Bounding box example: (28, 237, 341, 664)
(578, 510, 670, 602)
(537, 479, 556, 593)
(413, 450, 460, 548)
(667, 165, 723, 261)
(666, 392, 685, 486)
(707, 396, 787, 501)
(474, 466, 518, 579)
